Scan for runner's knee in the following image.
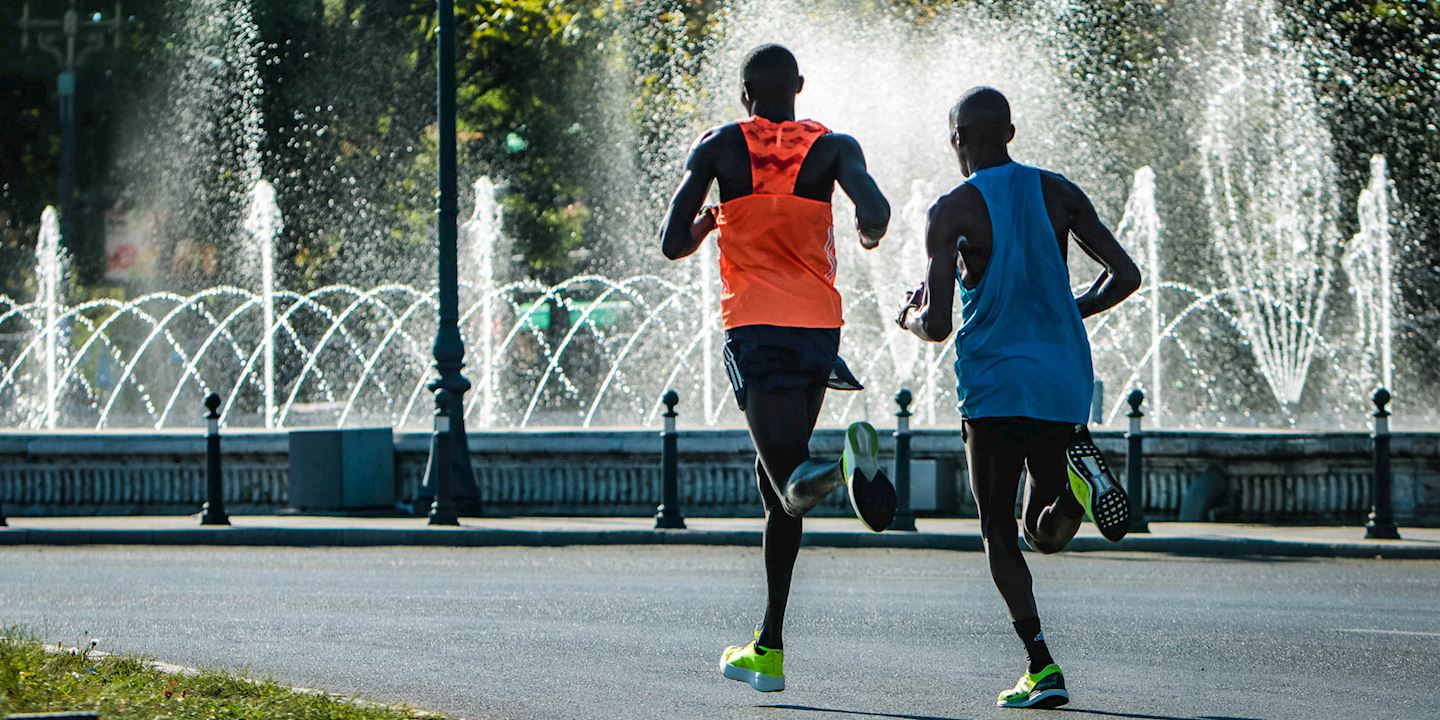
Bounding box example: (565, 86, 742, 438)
(756, 457, 783, 512)
(754, 435, 810, 493)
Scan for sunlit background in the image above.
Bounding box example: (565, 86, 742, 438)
(1, 0, 1436, 430)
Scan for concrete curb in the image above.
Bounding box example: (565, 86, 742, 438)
(0, 526, 1434, 559)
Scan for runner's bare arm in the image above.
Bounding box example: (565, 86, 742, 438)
(899, 194, 963, 342)
(660, 134, 719, 260)
(1064, 179, 1141, 318)
(833, 134, 890, 249)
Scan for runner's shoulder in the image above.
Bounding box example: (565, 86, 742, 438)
(1036, 168, 1088, 209)
(700, 121, 744, 141)
(931, 182, 985, 223)
(810, 130, 860, 158)
(686, 123, 745, 168)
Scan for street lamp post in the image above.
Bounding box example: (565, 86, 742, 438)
(423, 0, 480, 514)
(17, 1, 127, 249)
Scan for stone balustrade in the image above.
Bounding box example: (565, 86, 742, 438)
(0, 428, 1435, 525)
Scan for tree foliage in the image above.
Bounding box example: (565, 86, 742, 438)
(451, 1, 605, 276)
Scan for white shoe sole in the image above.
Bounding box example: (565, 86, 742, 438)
(1066, 430, 1130, 542)
(844, 422, 895, 532)
(846, 422, 881, 479)
(721, 662, 785, 692)
(997, 688, 1069, 708)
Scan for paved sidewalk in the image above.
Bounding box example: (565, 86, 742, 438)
(2, 514, 1436, 558)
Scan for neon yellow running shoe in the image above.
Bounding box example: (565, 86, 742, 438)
(996, 663, 1069, 709)
(720, 635, 785, 692)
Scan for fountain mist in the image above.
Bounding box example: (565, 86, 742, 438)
(0, 0, 1426, 430)
(1197, 0, 1341, 410)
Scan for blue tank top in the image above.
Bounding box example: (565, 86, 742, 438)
(954, 162, 1093, 423)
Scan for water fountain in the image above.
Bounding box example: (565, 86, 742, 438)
(34, 208, 64, 429)
(0, 0, 1426, 431)
(1197, 0, 1341, 412)
(243, 179, 281, 428)
(1110, 167, 1163, 423)
(462, 177, 502, 429)
(1342, 155, 1398, 392)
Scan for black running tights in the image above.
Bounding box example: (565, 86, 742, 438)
(744, 383, 827, 650)
(964, 416, 1084, 622)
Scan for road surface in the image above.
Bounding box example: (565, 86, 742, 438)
(2, 546, 1435, 719)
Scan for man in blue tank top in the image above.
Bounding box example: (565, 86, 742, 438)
(898, 86, 1141, 710)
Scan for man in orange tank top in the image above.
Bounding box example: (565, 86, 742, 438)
(660, 44, 894, 694)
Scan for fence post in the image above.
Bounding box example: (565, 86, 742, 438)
(200, 393, 230, 526)
(1365, 387, 1400, 540)
(1125, 388, 1150, 534)
(889, 388, 917, 531)
(655, 389, 686, 529)
(428, 389, 459, 526)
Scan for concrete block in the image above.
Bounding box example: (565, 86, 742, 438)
(288, 428, 395, 510)
(908, 460, 939, 512)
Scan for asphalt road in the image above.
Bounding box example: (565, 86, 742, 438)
(2, 546, 1437, 720)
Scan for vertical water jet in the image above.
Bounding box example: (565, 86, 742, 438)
(243, 180, 282, 428)
(1115, 167, 1162, 424)
(35, 207, 65, 429)
(1343, 155, 1398, 392)
(464, 177, 501, 427)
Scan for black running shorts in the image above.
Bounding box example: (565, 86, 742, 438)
(723, 325, 841, 411)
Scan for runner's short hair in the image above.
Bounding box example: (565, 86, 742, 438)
(742, 44, 800, 102)
(950, 86, 1011, 142)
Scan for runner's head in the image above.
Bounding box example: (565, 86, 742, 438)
(949, 86, 1015, 174)
(741, 43, 804, 114)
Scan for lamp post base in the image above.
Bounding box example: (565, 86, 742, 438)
(422, 386, 480, 517)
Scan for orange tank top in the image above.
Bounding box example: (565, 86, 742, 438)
(716, 116, 841, 330)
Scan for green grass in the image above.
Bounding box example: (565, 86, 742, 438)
(0, 630, 435, 720)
